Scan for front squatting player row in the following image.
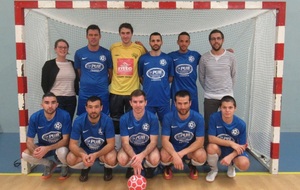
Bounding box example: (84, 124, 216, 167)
(22, 90, 249, 183)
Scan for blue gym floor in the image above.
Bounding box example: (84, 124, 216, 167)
(0, 132, 298, 174)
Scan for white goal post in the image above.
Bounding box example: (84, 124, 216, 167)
(14, 0, 286, 174)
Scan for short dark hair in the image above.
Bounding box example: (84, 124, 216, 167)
(42, 92, 56, 99)
(130, 89, 146, 100)
(178, 32, 190, 40)
(86, 96, 102, 106)
(54, 39, 69, 49)
(220, 96, 236, 108)
(175, 90, 191, 102)
(209, 29, 224, 40)
(149, 32, 162, 41)
(86, 24, 101, 36)
(119, 23, 133, 33)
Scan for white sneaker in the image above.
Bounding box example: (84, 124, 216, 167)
(206, 170, 218, 182)
(227, 165, 236, 178)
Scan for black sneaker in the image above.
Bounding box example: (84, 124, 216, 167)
(79, 167, 91, 182)
(145, 167, 155, 178)
(126, 167, 134, 178)
(104, 167, 113, 181)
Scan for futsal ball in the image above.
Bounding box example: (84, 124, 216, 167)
(127, 175, 147, 190)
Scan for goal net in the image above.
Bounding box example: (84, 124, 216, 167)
(24, 7, 276, 170)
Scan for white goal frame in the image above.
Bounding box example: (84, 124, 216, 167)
(14, 0, 286, 174)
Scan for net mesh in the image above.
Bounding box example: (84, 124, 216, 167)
(24, 8, 276, 169)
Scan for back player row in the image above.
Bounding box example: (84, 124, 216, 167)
(42, 23, 236, 140)
(22, 90, 249, 183)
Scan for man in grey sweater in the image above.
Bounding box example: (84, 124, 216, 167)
(198, 29, 236, 145)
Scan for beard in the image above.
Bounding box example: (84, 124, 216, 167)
(44, 109, 55, 115)
(178, 109, 190, 116)
(151, 45, 161, 51)
(212, 43, 222, 51)
(88, 112, 100, 119)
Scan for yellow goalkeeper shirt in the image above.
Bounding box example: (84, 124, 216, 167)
(110, 42, 146, 95)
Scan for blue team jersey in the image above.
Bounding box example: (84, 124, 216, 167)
(162, 110, 205, 152)
(169, 50, 201, 111)
(27, 108, 72, 146)
(74, 46, 112, 95)
(138, 52, 174, 107)
(120, 110, 159, 154)
(71, 112, 115, 154)
(208, 111, 247, 156)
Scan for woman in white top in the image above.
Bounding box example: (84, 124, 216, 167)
(41, 39, 79, 121)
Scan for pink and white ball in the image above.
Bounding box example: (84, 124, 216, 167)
(127, 175, 147, 190)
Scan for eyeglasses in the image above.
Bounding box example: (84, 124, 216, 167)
(57, 46, 68, 50)
(210, 37, 223, 41)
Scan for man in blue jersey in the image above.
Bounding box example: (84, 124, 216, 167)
(117, 89, 160, 179)
(138, 32, 174, 122)
(160, 90, 206, 180)
(206, 96, 250, 182)
(169, 32, 201, 112)
(22, 92, 71, 180)
(66, 96, 117, 182)
(74, 24, 112, 116)
(198, 29, 236, 143)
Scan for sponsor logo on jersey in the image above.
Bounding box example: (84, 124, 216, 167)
(82, 57, 88, 60)
(130, 132, 149, 145)
(188, 121, 196, 129)
(38, 126, 44, 129)
(188, 55, 195, 63)
(217, 134, 235, 141)
(171, 125, 178, 129)
(146, 68, 165, 80)
(173, 58, 179, 61)
(160, 59, 167, 66)
(118, 63, 133, 72)
(176, 64, 193, 76)
(117, 58, 134, 76)
(144, 62, 150, 65)
(174, 130, 194, 143)
(142, 123, 150, 131)
(54, 122, 62, 130)
(85, 62, 104, 72)
(42, 131, 62, 143)
(231, 128, 240, 136)
(84, 137, 105, 150)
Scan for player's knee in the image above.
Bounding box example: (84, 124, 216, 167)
(22, 149, 31, 156)
(105, 152, 117, 165)
(117, 153, 129, 166)
(21, 151, 30, 161)
(206, 143, 219, 154)
(149, 156, 160, 166)
(56, 147, 68, 158)
(160, 152, 171, 163)
(66, 152, 77, 166)
(197, 154, 207, 163)
(235, 157, 250, 171)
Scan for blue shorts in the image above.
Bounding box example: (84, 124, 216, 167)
(146, 105, 170, 122)
(220, 146, 249, 159)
